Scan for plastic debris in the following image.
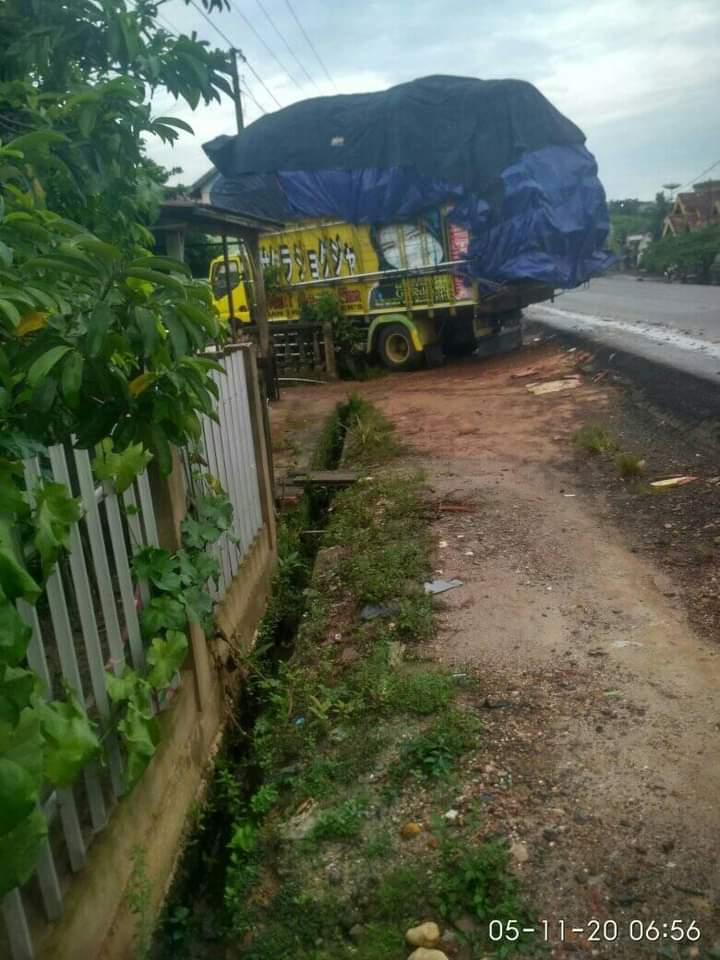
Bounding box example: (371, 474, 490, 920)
(438, 540, 448, 548)
(511, 365, 541, 379)
(527, 377, 581, 395)
(361, 602, 400, 620)
(424, 578, 464, 595)
(649, 476, 698, 488)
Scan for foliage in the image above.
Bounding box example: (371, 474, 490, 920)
(309, 796, 367, 842)
(300, 291, 366, 378)
(642, 224, 720, 280)
(389, 710, 479, 783)
(607, 194, 669, 253)
(108, 473, 232, 786)
(436, 838, 533, 955)
(573, 424, 617, 455)
(616, 452, 645, 478)
(0, 0, 235, 894)
(0, 0, 232, 245)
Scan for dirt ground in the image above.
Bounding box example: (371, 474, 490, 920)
(270, 343, 720, 958)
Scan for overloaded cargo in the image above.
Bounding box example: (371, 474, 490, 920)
(203, 75, 612, 370)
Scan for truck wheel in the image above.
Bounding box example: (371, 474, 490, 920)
(377, 323, 422, 371)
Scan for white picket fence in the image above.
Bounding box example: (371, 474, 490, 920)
(2, 344, 266, 960)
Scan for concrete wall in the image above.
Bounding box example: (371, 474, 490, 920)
(33, 357, 276, 960)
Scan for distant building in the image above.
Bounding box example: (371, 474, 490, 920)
(188, 168, 219, 204)
(625, 232, 652, 266)
(662, 180, 720, 237)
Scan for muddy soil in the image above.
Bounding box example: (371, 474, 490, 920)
(271, 345, 720, 958)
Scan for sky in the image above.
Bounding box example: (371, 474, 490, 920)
(146, 0, 720, 201)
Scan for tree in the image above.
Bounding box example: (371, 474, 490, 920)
(650, 191, 671, 240)
(0, 0, 233, 244)
(0, 0, 237, 896)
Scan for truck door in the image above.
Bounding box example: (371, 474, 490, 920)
(210, 256, 251, 323)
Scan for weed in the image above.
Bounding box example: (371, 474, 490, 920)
(616, 452, 645, 477)
(573, 424, 617, 454)
(249, 783, 279, 815)
(390, 710, 479, 783)
(370, 865, 431, 924)
(126, 846, 153, 960)
(310, 797, 367, 842)
(436, 839, 533, 955)
(365, 827, 395, 861)
(342, 392, 399, 465)
(350, 922, 406, 959)
(390, 670, 454, 716)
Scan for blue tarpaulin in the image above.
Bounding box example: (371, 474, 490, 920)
(205, 76, 613, 288)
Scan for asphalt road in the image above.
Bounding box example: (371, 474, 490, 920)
(525, 274, 720, 383)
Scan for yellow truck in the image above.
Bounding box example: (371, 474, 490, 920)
(209, 208, 554, 371)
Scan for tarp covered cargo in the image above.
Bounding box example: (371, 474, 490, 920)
(204, 75, 612, 288)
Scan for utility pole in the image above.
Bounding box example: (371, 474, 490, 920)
(229, 48, 244, 134)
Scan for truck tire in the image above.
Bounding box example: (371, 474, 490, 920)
(377, 323, 422, 371)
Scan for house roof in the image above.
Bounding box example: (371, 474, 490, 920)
(154, 198, 282, 235)
(188, 167, 218, 196)
(676, 191, 716, 218)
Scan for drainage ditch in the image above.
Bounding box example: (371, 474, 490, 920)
(149, 400, 352, 959)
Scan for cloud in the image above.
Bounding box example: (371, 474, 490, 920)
(145, 0, 720, 199)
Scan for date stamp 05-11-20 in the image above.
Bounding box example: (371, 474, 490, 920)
(488, 918, 702, 946)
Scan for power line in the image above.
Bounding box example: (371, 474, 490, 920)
(237, 50, 283, 109)
(284, 0, 337, 92)
(679, 158, 720, 191)
(185, 0, 283, 109)
(227, 0, 302, 92)
(186, 0, 235, 48)
(253, 0, 318, 90)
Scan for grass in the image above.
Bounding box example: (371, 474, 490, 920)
(616, 452, 645, 477)
(389, 709, 480, 784)
(157, 397, 532, 960)
(573, 424, 617, 455)
(310, 796, 367, 842)
(342, 391, 400, 465)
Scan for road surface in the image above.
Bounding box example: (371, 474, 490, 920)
(525, 274, 720, 382)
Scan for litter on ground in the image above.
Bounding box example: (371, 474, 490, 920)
(424, 578, 464, 595)
(649, 476, 698, 488)
(526, 376, 581, 395)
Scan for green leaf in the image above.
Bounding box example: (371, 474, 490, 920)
(129, 255, 191, 277)
(0, 298, 21, 328)
(0, 757, 37, 836)
(38, 693, 99, 787)
(27, 346, 72, 387)
(0, 668, 42, 726)
(0, 807, 47, 897)
(176, 549, 219, 586)
(0, 709, 45, 789)
(61, 352, 84, 407)
(146, 630, 188, 690)
(0, 587, 32, 667)
(123, 268, 188, 297)
(0, 458, 27, 515)
(182, 585, 213, 630)
(133, 308, 160, 355)
(85, 302, 113, 357)
(33, 482, 82, 579)
(131, 547, 181, 592)
(118, 701, 159, 787)
(7, 130, 67, 153)
(92, 438, 152, 494)
(0, 521, 40, 603)
(163, 312, 188, 357)
(141, 596, 187, 636)
(0, 240, 12, 268)
(152, 116, 195, 135)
